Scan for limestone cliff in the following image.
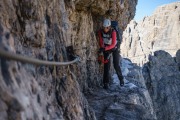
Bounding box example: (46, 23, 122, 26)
(119, 2, 180, 119)
(0, 0, 137, 120)
(121, 2, 180, 65)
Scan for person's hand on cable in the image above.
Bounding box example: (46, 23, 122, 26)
(99, 47, 105, 53)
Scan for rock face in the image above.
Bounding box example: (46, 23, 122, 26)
(121, 2, 180, 65)
(143, 50, 180, 120)
(0, 0, 137, 120)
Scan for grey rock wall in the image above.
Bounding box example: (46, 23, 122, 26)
(0, 0, 137, 119)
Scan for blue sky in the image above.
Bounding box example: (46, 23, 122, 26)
(134, 0, 179, 21)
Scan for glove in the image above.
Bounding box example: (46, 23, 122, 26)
(99, 48, 105, 53)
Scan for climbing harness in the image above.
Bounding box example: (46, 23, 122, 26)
(0, 49, 80, 66)
(101, 30, 113, 45)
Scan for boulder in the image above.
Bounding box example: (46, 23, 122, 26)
(143, 50, 180, 120)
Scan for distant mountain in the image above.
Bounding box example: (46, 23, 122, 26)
(121, 2, 180, 65)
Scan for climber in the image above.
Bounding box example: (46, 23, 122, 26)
(98, 19, 124, 89)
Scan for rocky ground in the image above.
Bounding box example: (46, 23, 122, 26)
(86, 58, 156, 120)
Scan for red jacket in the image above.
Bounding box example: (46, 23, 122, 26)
(98, 29, 117, 51)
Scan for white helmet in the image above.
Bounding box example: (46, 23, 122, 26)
(103, 19, 111, 27)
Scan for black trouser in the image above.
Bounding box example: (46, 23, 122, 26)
(103, 48, 123, 85)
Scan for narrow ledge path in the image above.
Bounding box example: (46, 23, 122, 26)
(86, 59, 155, 120)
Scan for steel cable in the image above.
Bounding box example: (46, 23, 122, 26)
(0, 49, 80, 66)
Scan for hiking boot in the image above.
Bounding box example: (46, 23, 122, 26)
(103, 83, 109, 89)
(120, 80, 124, 87)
